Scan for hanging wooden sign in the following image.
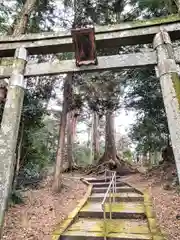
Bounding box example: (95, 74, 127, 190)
(71, 26, 98, 67)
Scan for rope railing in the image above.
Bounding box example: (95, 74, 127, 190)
(101, 170, 117, 240)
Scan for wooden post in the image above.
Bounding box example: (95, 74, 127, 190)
(0, 47, 27, 235)
(153, 29, 180, 184)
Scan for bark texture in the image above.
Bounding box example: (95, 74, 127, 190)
(53, 74, 72, 192)
(92, 112, 100, 163)
(11, 0, 37, 36)
(99, 110, 116, 164)
(66, 110, 77, 170)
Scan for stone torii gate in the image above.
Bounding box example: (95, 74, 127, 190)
(0, 14, 180, 232)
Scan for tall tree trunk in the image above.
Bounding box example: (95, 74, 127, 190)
(67, 111, 77, 170)
(7, 0, 36, 35)
(89, 116, 94, 164)
(142, 153, 148, 166)
(72, 111, 78, 139)
(99, 110, 116, 163)
(93, 112, 99, 163)
(53, 74, 72, 192)
(87, 124, 91, 147)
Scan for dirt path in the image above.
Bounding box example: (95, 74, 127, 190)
(2, 174, 87, 240)
(123, 174, 180, 240)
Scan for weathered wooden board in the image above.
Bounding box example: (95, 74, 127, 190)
(0, 15, 180, 57)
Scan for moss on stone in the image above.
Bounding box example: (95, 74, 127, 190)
(52, 184, 92, 239)
(129, 14, 180, 28)
(143, 191, 153, 205)
(143, 192, 165, 239)
(52, 235, 60, 240)
(153, 235, 165, 240)
(148, 218, 161, 234)
(0, 57, 14, 66)
(172, 72, 180, 109)
(104, 202, 144, 213)
(90, 219, 149, 234)
(97, 14, 180, 33)
(145, 205, 156, 218)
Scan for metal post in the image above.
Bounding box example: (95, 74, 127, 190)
(153, 29, 180, 184)
(109, 187, 112, 219)
(103, 204, 107, 240)
(0, 47, 27, 235)
(113, 175, 115, 203)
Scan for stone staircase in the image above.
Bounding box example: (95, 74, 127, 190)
(54, 177, 164, 240)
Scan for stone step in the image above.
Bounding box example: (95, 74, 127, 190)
(61, 232, 152, 240)
(84, 177, 120, 184)
(92, 181, 126, 188)
(78, 201, 146, 219)
(89, 192, 144, 202)
(61, 218, 151, 240)
(92, 186, 137, 194)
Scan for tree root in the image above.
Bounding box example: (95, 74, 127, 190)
(86, 156, 139, 176)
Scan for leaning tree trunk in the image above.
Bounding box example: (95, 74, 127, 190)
(99, 110, 116, 164)
(13, 0, 37, 35)
(93, 112, 100, 163)
(53, 74, 72, 192)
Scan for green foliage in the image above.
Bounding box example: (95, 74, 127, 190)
(75, 71, 124, 117)
(74, 143, 104, 166)
(120, 0, 176, 154)
(63, 0, 128, 25)
(9, 191, 24, 206)
(130, 0, 178, 17)
(74, 145, 91, 166)
(0, 0, 174, 182)
(0, 4, 11, 33)
(124, 67, 169, 153)
(0, 0, 58, 187)
(17, 77, 56, 175)
(123, 149, 133, 162)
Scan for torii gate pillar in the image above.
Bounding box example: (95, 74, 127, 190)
(0, 47, 27, 234)
(154, 29, 180, 184)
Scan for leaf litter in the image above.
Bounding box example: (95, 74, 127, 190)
(125, 173, 180, 240)
(2, 173, 87, 240)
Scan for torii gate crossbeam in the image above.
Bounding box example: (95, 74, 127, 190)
(1, 48, 180, 78)
(0, 15, 180, 57)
